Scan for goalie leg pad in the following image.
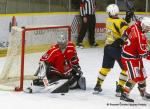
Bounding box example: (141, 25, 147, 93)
(78, 76, 86, 90)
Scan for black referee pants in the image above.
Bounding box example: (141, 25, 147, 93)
(77, 15, 96, 45)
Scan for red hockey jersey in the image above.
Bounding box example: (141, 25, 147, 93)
(40, 41, 79, 75)
(122, 21, 149, 59)
(121, 21, 150, 82)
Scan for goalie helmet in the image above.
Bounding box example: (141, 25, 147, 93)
(57, 33, 67, 49)
(106, 4, 119, 16)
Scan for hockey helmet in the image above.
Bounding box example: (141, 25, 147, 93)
(57, 33, 67, 48)
(141, 17, 150, 32)
(141, 17, 150, 27)
(106, 4, 119, 16)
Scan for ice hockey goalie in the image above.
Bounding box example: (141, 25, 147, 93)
(25, 34, 86, 93)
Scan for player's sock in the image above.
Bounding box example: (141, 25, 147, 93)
(115, 82, 123, 97)
(118, 70, 127, 86)
(116, 70, 127, 96)
(124, 81, 135, 94)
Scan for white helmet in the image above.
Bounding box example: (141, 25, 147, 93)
(141, 17, 150, 27)
(57, 34, 67, 47)
(106, 4, 119, 16)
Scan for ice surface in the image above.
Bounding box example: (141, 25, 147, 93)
(0, 48, 150, 109)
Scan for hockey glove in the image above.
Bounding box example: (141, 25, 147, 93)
(112, 39, 125, 48)
(138, 50, 150, 59)
(72, 64, 83, 77)
(112, 31, 128, 48)
(144, 50, 150, 59)
(121, 31, 128, 42)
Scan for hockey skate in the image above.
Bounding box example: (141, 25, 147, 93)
(120, 93, 134, 102)
(142, 92, 150, 101)
(76, 43, 84, 49)
(90, 43, 99, 48)
(93, 81, 102, 94)
(138, 87, 150, 101)
(115, 82, 123, 97)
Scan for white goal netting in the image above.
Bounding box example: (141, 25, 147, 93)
(0, 25, 71, 91)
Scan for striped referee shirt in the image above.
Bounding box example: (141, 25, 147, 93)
(80, 0, 96, 16)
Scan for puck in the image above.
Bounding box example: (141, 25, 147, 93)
(92, 91, 99, 95)
(61, 93, 65, 95)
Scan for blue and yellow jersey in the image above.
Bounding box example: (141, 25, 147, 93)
(105, 17, 129, 45)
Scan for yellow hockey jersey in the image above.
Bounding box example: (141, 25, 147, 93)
(105, 17, 129, 45)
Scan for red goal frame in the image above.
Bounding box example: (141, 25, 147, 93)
(15, 25, 71, 91)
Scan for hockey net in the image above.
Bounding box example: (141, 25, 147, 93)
(0, 25, 71, 91)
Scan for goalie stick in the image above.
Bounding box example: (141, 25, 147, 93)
(24, 79, 69, 93)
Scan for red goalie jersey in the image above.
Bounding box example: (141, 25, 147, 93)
(40, 41, 79, 75)
(121, 21, 150, 82)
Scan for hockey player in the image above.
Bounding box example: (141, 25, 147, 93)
(26, 34, 86, 93)
(120, 17, 150, 102)
(93, 4, 133, 96)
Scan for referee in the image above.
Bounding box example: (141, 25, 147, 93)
(77, 0, 98, 48)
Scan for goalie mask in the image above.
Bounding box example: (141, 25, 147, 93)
(57, 34, 67, 49)
(106, 4, 119, 17)
(141, 17, 150, 33)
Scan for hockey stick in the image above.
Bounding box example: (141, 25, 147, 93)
(125, 0, 138, 21)
(24, 78, 58, 93)
(24, 79, 68, 93)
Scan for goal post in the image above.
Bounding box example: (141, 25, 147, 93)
(0, 25, 71, 91)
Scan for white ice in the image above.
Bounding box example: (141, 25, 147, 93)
(0, 48, 150, 109)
